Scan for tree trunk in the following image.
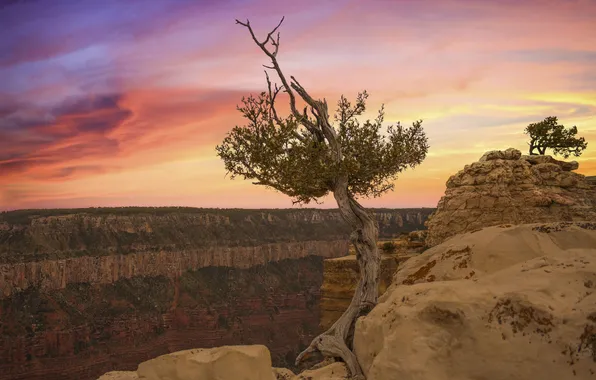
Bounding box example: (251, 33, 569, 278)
(295, 175, 380, 379)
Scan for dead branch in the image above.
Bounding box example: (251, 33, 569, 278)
(236, 17, 324, 142)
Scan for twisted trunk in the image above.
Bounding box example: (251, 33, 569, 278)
(296, 175, 380, 379)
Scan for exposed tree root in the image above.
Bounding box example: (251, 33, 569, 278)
(296, 193, 381, 379)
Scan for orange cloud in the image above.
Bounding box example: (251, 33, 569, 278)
(2, 0, 596, 210)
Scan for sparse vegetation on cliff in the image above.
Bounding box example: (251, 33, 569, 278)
(216, 17, 428, 378)
(524, 116, 588, 158)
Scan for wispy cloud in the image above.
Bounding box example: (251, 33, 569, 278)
(1, 0, 595, 210)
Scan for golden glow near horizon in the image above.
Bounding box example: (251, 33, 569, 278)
(1, 0, 595, 210)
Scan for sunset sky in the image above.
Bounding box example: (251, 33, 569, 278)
(1, 0, 595, 210)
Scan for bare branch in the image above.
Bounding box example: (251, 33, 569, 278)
(264, 71, 305, 143)
(236, 17, 325, 142)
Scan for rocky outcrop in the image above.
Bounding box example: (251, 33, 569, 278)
(424, 148, 596, 247)
(100, 345, 276, 380)
(354, 221, 596, 380)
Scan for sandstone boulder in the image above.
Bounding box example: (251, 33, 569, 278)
(479, 147, 522, 161)
(136, 345, 276, 380)
(425, 148, 596, 247)
(353, 222, 596, 380)
(522, 154, 579, 171)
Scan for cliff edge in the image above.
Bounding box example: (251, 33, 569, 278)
(354, 221, 596, 380)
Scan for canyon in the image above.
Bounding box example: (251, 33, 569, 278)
(0, 207, 432, 380)
(95, 149, 596, 380)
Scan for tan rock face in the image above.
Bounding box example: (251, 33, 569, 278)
(425, 148, 596, 247)
(354, 222, 596, 380)
(136, 345, 276, 380)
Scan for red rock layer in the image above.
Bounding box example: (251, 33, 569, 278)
(0, 240, 348, 298)
(0, 256, 331, 380)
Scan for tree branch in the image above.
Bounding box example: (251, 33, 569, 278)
(264, 71, 305, 143)
(236, 17, 327, 144)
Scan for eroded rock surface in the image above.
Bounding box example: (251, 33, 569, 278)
(424, 148, 596, 247)
(136, 345, 276, 380)
(101, 345, 276, 380)
(354, 222, 596, 380)
(0, 207, 432, 380)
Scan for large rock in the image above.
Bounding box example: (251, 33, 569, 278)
(425, 148, 596, 247)
(136, 345, 276, 380)
(354, 222, 596, 380)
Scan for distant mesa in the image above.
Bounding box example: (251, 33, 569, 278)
(0, 207, 432, 380)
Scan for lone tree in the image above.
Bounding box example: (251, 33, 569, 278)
(524, 116, 588, 158)
(216, 17, 429, 378)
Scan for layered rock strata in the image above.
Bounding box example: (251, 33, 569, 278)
(425, 148, 596, 247)
(0, 256, 327, 380)
(0, 208, 432, 380)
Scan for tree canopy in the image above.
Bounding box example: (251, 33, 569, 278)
(524, 116, 588, 158)
(215, 17, 429, 378)
(216, 82, 429, 205)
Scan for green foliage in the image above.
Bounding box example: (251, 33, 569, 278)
(524, 116, 588, 158)
(216, 88, 429, 205)
(380, 241, 398, 254)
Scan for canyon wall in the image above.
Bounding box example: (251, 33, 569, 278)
(0, 207, 433, 380)
(0, 207, 433, 264)
(0, 241, 347, 298)
(0, 256, 326, 380)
